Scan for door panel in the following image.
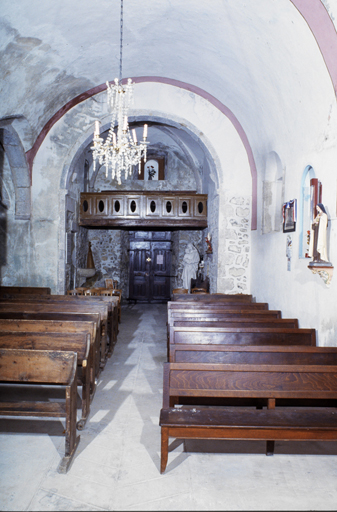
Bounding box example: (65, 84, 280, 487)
(129, 241, 150, 301)
(129, 232, 172, 303)
(151, 242, 171, 302)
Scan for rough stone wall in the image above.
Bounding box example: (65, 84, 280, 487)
(223, 196, 251, 293)
(78, 228, 206, 298)
(81, 229, 124, 290)
(204, 191, 219, 293)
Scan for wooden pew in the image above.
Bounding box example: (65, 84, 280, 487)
(0, 286, 51, 295)
(159, 361, 337, 473)
(0, 331, 91, 429)
(0, 319, 98, 393)
(100, 289, 122, 324)
(166, 309, 284, 341)
(173, 319, 299, 328)
(67, 294, 120, 351)
(168, 301, 269, 312)
(27, 293, 120, 344)
(172, 293, 253, 302)
(66, 294, 120, 351)
(169, 325, 316, 346)
(0, 301, 107, 369)
(169, 344, 337, 365)
(167, 317, 299, 344)
(0, 348, 79, 473)
(0, 294, 118, 355)
(0, 307, 102, 371)
(167, 303, 277, 335)
(168, 308, 281, 319)
(168, 325, 316, 360)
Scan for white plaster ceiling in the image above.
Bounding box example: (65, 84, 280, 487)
(1, 0, 336, 175)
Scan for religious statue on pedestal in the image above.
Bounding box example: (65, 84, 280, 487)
(309, 203, 329, 263)
(182, 243, 200, 293)
(308, 202, 334, 286)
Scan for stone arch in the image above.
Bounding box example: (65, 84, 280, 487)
(32, 81, 250, 293)
(0, 117, 31, 220)
(28, 78, 255, 225)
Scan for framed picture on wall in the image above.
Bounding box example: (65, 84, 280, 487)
(138, 157, 165, 180)
(283, 199, 297, 233)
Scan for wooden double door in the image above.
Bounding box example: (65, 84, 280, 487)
(129, 231, 172, 303)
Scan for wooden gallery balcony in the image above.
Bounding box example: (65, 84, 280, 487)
(79, 191, 208, 229)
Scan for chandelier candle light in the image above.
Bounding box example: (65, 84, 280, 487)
(91, 0, 149, 185)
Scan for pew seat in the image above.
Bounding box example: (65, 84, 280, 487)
(159, 362, 337, 473)
(0, 331, 91, 429)
(0, 319, 98, 394)
(0, 348, 79, 473)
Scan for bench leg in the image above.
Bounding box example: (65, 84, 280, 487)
(161, 427, 169, 474)
(89, 345, 97, 398)
(266, 440, 275, 456)
(60, 378, 80, 473)
(77, 362, 90, 431)
(100, 327, 108, 370)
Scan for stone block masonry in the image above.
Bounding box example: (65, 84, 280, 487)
(224, 196, 251, 293)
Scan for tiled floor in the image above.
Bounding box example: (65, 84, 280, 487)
(1, 303, 337, 511)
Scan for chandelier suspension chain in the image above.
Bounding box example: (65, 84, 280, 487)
(119, 0, 123, 82)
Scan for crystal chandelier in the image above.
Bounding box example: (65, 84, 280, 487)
(91, 0, 148, 185)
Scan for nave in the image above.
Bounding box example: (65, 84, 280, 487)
(1, 303, 337, 511)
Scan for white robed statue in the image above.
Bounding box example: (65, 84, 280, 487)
(309, 203, 329, 262)
(182, 243, 199, 292)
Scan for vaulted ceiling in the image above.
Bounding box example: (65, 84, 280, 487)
(1, 0, 337, 183)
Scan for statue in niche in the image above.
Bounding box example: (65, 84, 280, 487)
(309, 203, 329, 263)
(87, 241, 95, 269)
(182, 243, 200, 292)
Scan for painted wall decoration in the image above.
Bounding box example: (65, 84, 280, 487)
(286, 235, 292, 271)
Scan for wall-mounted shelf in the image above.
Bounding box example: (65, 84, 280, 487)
(79, 191, 207, 229)
(308, 261, 334, 287)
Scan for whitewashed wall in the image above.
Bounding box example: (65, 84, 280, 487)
(251, 92, 337, 346)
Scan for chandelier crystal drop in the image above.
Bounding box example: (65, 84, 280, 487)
(91, 0, 149, 185)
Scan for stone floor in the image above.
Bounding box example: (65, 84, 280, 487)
(1, 303, 337, 511)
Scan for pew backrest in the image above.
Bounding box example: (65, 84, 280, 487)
(172, 293, 253, 302)
(168, 310, 282, 324)
(0, 303, 108, 367)
(0, 294, 118, 349)
(163, 361, 337, 408)
(0, 331, 90, 364)
(169, 343, 337, 364)
(167, 318, 299, 341)
(169, 325, 316, 346)
(0, 286, 51, 295)
(0, 318, 99, 377)
(168, 325, 316, 360)
(0, 347, 76, 384)
(168, 301, 269, 311)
